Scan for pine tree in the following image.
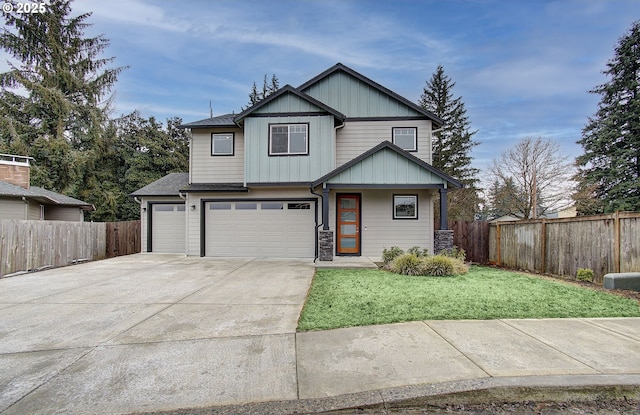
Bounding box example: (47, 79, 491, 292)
(575, 20, 640, 214)
(419, 65, 480, 220)
(244, 73, 279, 109)
(0, 0, 124, 192)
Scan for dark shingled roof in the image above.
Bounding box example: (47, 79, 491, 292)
(0, 180, 93, 209)
(178, 114, 237, 129)
(130, 173, 189, 197)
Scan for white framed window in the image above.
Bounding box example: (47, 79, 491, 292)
(269, 124, 308, 155)
(211, 133, 234, 156)
(392, 127, 417, 151)
(393, 195, 418, 219)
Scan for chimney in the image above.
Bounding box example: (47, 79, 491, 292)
(0, 154, 33, 190)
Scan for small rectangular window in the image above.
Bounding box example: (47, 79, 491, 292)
(392, 127, 417, 151)
(288, 202, 310, 210)
(235, 202, 257, 210)
(176, 205, 186, 212)
(269, 124, 308, 155)
(154, 205, 174, 212)
(261, 202, 284, 210)
(393, 195, 418, 219)
(211, 133, 234, 156)
(209, 203, 232, 210)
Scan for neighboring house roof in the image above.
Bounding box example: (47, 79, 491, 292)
(178, 114, 237, 129)
(311, 141, 463, 189)
(0, 180, 93, 210)
(298, 63, 443, 126)
(233, 84, 346, 123)
(130, 173, 190, 197)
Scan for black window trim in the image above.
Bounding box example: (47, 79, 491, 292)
(211, 132, 235, 156)
(391, 127, 418, 152)
(393, 194, 419, 220)
(268, 122, 310, 156)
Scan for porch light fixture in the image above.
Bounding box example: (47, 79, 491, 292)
(190, 204, 196, 210)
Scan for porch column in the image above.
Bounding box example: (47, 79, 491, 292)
(322, 186, 330, 230)
(434, 187, 454, 253)
(319, 185, 333, 261)
(439, 187, 448, 230)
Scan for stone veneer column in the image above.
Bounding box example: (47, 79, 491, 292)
(318, 230, 334, 261)
(434, 230, 454, 254)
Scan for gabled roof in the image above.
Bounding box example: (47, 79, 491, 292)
(233, 84, 346, 122)
(0, 180, 93, 209)
(299, 63, 443, 126)
(130, 173, 189, 197)
(311, 141, 463, 188)
(178, 114, 237, 129)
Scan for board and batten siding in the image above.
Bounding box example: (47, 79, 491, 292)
(302, 71, 423, 118)
(336, 120, 432, 167)
(244, 115, 335, 183)
(190, 128, 244, 183)
(185, 187, 318, 256)
(328, 147, 444, 186)
(329, 189, 435, 257)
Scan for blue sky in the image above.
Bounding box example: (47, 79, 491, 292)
(5, 0, 640, 178)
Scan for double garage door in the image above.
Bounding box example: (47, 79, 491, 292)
(204, 200, 315, 258)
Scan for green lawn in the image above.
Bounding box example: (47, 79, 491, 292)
(297, 266, 640, 331)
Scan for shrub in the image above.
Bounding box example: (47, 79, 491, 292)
(391, 253, 423, 276)
(406, 246, 429, 257)
(438, 246, 466, 261)
(382, 246, 404, 265)
(420, 255, 456, 277)
(577, 268, 594, 283)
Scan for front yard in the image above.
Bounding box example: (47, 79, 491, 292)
(297, 266, 640, 331)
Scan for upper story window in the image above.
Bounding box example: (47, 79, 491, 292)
(392, 127, 417, 152)
(211, 133, 234, 156)
(269, 124, 308, 156)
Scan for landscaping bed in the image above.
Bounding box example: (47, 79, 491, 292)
(298, 266, 640, 331)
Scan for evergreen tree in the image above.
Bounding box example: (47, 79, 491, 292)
(575, 20, 640, 214)
(0, 0, 124, 193)
(244, 73, 279, 109)
(419, 65, 480, 220)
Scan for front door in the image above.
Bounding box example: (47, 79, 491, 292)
(337, 194, 360, 255)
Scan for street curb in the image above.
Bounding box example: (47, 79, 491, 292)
(134, 374, 640, 415)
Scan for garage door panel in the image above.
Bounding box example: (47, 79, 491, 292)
(205, 201, 314, 258)
(152, 204, 185, 253)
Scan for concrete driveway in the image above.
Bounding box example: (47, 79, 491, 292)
(0, 254, 315, 414)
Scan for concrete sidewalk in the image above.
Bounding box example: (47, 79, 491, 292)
(0, 255, 639, 414)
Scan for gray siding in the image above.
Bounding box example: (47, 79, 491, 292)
(328, 147, 445, 185)
(302, 71, 422, 118)
(190, 128, 244, 183)
(336, 120, 432, 167)
(44, 206, 83, 222)
(328, 189, 435, 258)
(0, 199, 26, 219)
(244, 115, 335, 183)
(255, 93, 324, 113)
(27, 201, 41, 220)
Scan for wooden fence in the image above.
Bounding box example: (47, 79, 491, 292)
(445, 220, 490, 264)
(488, 211, 640, 283)
(106, 221, 141, 258)
(0, 220, 141, 278)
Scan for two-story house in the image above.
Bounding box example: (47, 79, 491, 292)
(131, 63, 462, 260)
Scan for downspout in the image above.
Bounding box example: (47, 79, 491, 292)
(21, 196, 28, 219)
(309, 185, 323, 263)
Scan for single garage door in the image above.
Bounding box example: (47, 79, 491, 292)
(205, 200, 315, 257)
(151, 203, 185, 253)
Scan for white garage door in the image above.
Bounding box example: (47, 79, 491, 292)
(151, 203, 185, 253)
(205, 200, 315, 258)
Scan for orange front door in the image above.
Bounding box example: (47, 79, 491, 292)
(337, 194, 360, 255)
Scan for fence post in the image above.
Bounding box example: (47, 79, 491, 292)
(496, 223, 501, 266)
(614, 210, 620, 273)
(540, 219, 546, 274)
